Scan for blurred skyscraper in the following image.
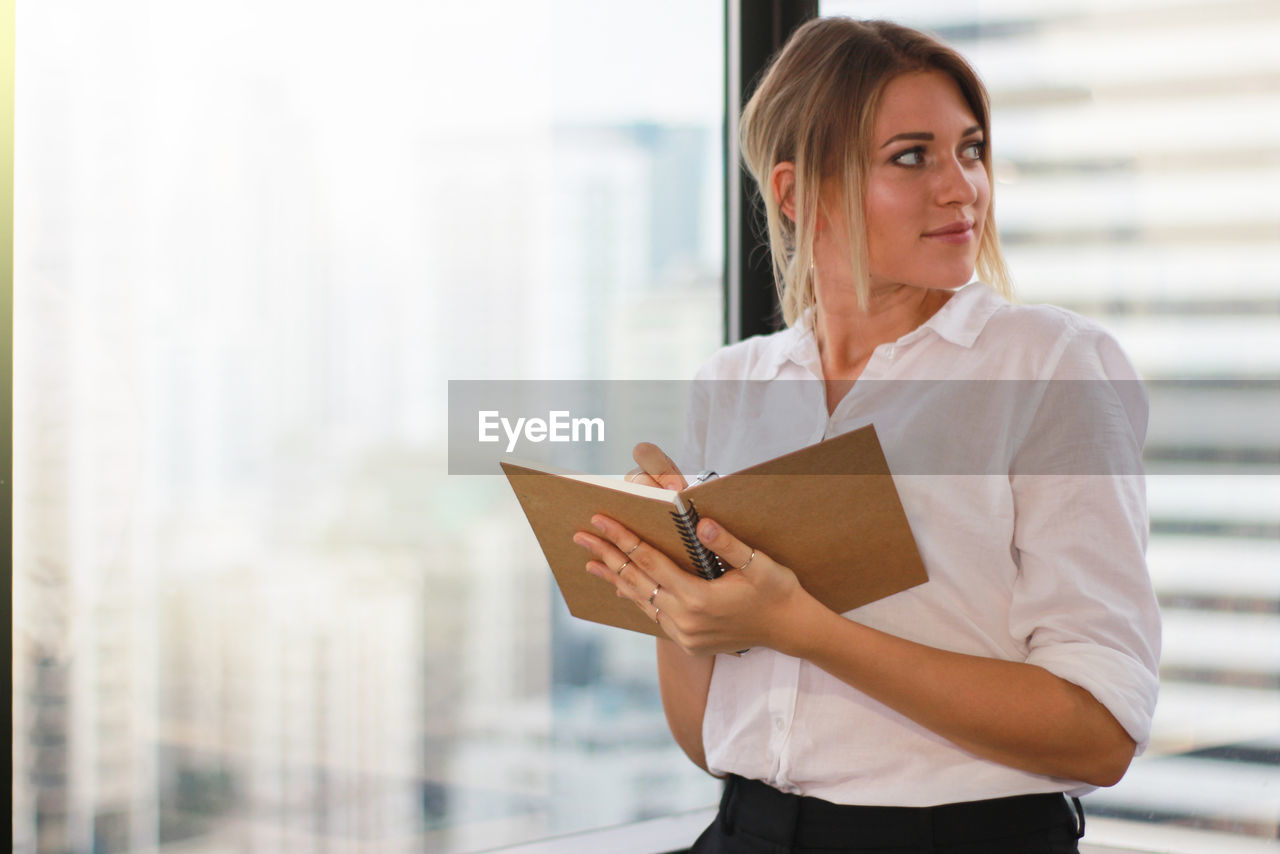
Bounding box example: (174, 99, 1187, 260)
(13, 2, 724, 852)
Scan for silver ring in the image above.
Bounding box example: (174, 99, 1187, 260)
(736, 549, 756, 571)
(616, 560, 631, 575)
(648, 585, 661, 605)
(652, 606, 661, 623)
(625, 543, 641, 557)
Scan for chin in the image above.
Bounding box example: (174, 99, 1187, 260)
(938, 265, 980, 289)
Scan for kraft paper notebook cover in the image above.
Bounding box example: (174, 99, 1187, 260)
(500, 425, 928, 639)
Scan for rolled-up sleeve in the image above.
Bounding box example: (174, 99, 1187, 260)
(1009, 326, 1162, 755)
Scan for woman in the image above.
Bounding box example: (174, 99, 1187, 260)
(572, 17, 1160, 854)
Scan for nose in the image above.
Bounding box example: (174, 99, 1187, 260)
(935, 154, 980, 207)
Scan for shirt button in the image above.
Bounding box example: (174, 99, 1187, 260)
(774, 718, 785, 732)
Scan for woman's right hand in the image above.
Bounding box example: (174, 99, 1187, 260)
(625, 442, 688, 492)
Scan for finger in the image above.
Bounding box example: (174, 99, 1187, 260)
(584, 559, 655, 606)
(588, 514, 698, 597)
(574, 531, 659, 605)
(632, 442, 687, 491)
(623, 572, 665, 625)
(695, 518, 763, 575)
(572, 530, 637, 579)
(624, 466, 662, 489)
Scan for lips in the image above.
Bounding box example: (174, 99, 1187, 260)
(923, 220, 976, 245)
(923, 220, 974, 237)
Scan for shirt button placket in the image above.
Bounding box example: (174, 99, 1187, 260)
(768, 657, 802, 787)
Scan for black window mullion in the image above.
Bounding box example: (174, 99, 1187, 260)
(725, 0, 818, 344)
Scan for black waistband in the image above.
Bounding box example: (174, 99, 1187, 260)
(719, 775, 1081, 849)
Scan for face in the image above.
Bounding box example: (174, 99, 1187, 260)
(821, 70, 991, 293)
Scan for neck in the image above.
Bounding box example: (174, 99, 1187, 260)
(813, 282, 952, 380)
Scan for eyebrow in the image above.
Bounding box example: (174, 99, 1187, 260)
(879, 125, 983, 149)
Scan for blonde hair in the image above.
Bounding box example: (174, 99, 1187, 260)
(739, 17, 1013, 327)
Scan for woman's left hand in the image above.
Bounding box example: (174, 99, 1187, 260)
(572, 513, 817, 656)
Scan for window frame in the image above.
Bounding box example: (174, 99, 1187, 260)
(725, 0, 817, 344)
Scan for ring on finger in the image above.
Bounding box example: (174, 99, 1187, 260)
(736, 549, 756, 571)
(652, 606, 661, 623)
(648, 585, 661, 605)
(625, 543, 641, 557)
(616, 560, 631, 575)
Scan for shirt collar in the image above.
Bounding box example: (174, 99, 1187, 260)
(918, 280, 1005, 348)
(756, 281, 1007, 380)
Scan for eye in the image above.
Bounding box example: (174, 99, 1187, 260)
(891, 146, 925, 167)
(962, 140, 986, 160)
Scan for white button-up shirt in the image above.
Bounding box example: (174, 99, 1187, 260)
(678, 282, 1161, 806)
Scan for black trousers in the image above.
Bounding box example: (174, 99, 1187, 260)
(688, 775, 1084, 854)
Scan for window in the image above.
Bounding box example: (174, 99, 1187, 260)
(12, 1, 723, 850)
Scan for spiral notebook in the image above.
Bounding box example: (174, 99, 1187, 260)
(500, 424, 928, 639)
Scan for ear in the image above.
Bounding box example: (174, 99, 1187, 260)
(769, 162, 798, 223)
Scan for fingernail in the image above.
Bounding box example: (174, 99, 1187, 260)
(590, 517, 606, 533)
(573, 534, 590, 548)
(699, 520, 719, 542)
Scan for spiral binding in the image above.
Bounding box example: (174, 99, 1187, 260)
(670, 501, 726, 579)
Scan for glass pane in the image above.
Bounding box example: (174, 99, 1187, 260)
(12, 1, 724, 851)
(822, 0, 1280, 840)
